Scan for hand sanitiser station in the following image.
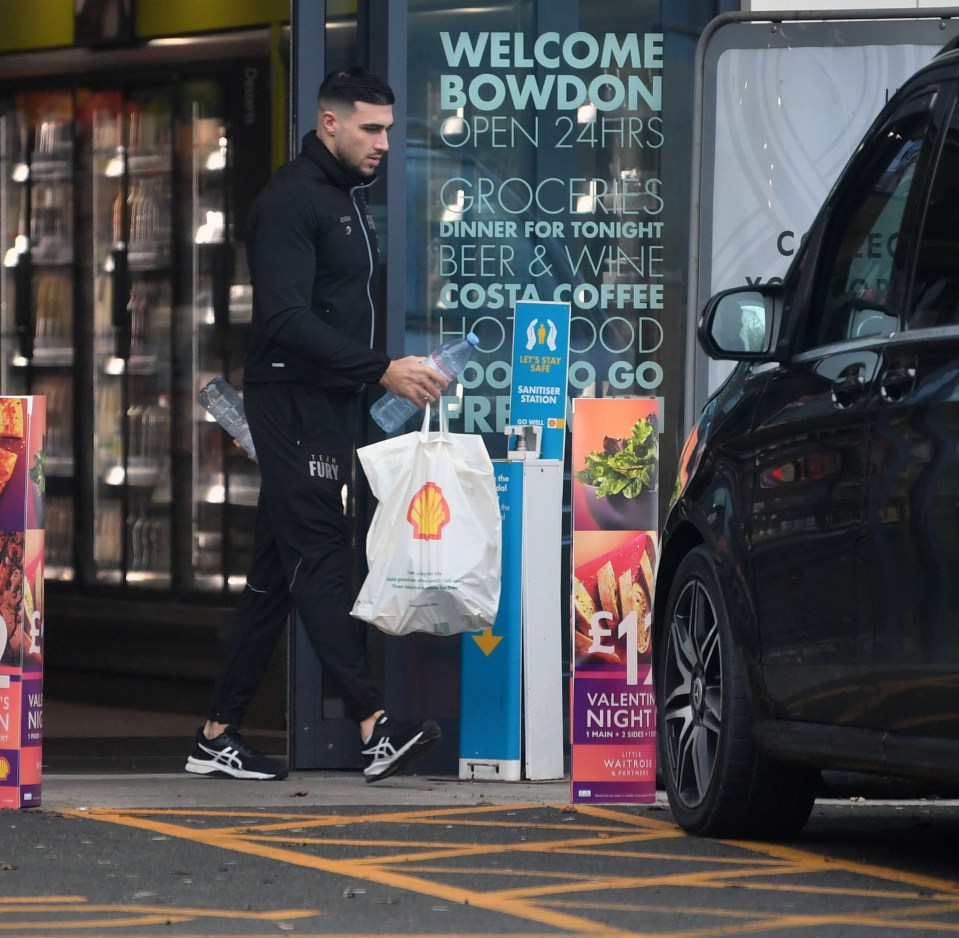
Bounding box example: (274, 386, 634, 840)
(459, 301, 569, 782)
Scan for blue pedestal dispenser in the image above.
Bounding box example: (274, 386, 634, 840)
(459, 300, 569, 782)
(459, 460, 524, 780)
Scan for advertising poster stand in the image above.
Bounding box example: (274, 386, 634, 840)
(0, 397, 46, 809)
(570, 397, 658, 804)
(459, 302, 569, 782)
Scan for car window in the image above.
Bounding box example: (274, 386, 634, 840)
(804, 92, 937, 351)
(906, 93, 959, 330)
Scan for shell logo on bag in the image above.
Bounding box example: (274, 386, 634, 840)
(407, 481, 450, 540)
(0, 756, 9, 781)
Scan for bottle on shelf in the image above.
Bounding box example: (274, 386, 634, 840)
(371, 332, 480, 433)
(197, 376, 257, 461)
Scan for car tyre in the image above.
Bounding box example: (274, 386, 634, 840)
(656, 545, 819, 839)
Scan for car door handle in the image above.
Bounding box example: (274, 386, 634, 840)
(880, 358, 917, 402)
(831, 363, 866, 408)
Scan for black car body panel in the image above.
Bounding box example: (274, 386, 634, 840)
(656, 46, 959, 835)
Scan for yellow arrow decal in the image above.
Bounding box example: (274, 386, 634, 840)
(472, 628, 503, 656)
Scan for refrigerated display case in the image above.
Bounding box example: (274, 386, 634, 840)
(89, 88, 174, 587)
(4, 92, 76, 578)
(188, 91, 261, 591)
(0, 31, 278, 715)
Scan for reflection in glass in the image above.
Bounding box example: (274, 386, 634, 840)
(712, 291, 766, 354)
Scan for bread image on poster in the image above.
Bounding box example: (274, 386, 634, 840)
(572, 532, 655, 667)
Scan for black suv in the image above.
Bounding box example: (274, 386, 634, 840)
(655, 40, 959, 839)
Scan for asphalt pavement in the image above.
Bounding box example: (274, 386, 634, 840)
(5, 768, 959, 937)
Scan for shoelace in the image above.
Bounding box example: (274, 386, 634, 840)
(362, 736, 396, 761)
(209, 733, 258, 759)
(200, 741, 245, 768)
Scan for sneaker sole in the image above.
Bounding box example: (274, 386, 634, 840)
(185, 757, 288, 781)
(365, 721, 441, 783)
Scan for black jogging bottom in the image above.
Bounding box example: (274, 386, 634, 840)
(207, 381, 384, 727)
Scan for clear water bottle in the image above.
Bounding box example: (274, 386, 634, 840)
(370, 332, 479, 433)
(197, 376, 257, 461)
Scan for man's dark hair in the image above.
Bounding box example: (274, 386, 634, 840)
(317, 66, 395, 111)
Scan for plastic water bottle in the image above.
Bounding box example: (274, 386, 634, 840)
(371, 332, 480, 433)
(197, 376, 257, 461)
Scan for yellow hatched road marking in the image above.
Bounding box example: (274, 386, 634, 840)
(0, 916, 193, 930)
(0, 904, 317, 919)
(251, 829, 686, 868)
(72, 807, 630, 935)
(39, 801, 959, 938)
(0, 897, 87, 904)
(1, 921, 585, 938)
(712, 833, 959, 897)
(0, 901, 319, 933)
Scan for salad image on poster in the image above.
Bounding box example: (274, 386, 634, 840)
(574, 407, 658, 532)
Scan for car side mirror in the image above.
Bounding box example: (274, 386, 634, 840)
(698, 287, 777, 360)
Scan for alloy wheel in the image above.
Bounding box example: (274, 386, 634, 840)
(661, 573, 723, 810)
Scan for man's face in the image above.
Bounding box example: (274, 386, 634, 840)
(322, 100, 393, 179)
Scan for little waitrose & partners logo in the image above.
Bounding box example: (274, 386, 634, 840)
(407, 482, 450, 540)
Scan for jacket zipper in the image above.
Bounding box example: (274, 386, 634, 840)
(351, 183, 377, 349)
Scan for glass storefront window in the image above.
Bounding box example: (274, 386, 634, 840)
(405, 0, 704, 462)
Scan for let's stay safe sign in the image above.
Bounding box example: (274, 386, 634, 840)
(509, 300, 570, 460)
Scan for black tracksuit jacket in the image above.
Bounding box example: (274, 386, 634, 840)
(244, 131, 391, 389)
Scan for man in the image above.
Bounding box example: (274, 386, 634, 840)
(185, 67, 446, 782)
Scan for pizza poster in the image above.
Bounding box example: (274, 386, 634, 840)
(570, 397, 658, 805)
(0, 397, 45, 809)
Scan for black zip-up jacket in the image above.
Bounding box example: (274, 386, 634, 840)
(244, 132, 391, 391)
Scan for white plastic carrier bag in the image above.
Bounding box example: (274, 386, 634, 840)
(351, 403, 502, 636)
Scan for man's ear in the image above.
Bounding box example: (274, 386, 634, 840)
(319, 108, 338, 137)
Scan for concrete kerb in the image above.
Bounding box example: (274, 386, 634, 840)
(38, 772, 579, 811)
